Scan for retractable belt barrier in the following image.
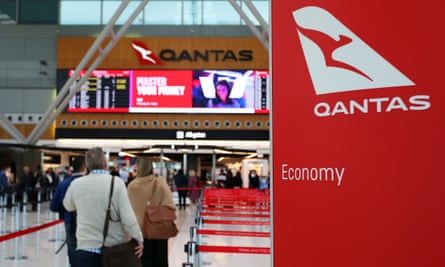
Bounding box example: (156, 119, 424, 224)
(0, 219, 63, 243)
(183, 188, 271, 267)
(199, 211, 270, 218)
(0, 188, 61, 261)
(197, 229, 270, 238)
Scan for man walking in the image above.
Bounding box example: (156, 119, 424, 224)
(50, 157, 86, 267)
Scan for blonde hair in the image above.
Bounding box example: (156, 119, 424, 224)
(188, 169, 196, 176)
(136, 157, 153, 177)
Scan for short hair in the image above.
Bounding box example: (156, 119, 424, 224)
(188, 169, 196, 176)
(71, 156, 85, 173)
(85, 147, 106, 171)
(135, 157, 153, 177)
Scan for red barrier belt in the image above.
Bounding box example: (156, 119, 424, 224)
(198, 245, 270, 254)
(0, 219, 63, 243)
(197, 229, 270, 237)
(203, 207, 270, 212)
(203, 219, 270, 226)
(202, 201, 269, 206)
(203, 198, 270, 202)
(200, 212, 270, 218)
(171, 187, 203, 191)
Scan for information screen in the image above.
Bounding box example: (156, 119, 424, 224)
(60, 69, 269, 114)
(67, 70, 130, 112)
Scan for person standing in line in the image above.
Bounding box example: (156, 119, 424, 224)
(46, 166, 57, 189)
(50, 157, 86, 267)
(248, 169, 260, 189)
(18, 165, 34, 211)
(187, 169, 200, 205)
(173, 169, 188, 210)
(0, 165, 12, 193)
(63, 147, 143, 267)
(215, 168, 227, 188)
(232, 169, 243, 188)
(127, 156, 176, 267)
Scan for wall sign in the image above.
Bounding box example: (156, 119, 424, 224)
(272, 1, 445, 266)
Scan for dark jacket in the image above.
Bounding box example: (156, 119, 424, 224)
(173, 170, 188, 191)
(50, 173, 83, 225)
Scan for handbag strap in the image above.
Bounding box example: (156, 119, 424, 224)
(148, 177, 158, 204)
(102, 176, 115, 247)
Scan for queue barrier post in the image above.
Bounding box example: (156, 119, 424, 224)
(21, 191, 28, 229)
(1, 193, 8, 234)
(36, 189, 41, 224)
(184, 241, 198, 267)
(190, 226, 197, 243)
(0, 193, 4, 228)
(195, 216, 203, 228)
(5, 203, 27, 261)
(10, 192, 16, 217)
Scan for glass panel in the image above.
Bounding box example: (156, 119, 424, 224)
(203, 1, 241, 25)
(60, 1, 101, 25)
(144, 1, 182, 25)
(0, 0, 17, 23)
(59, 0, 270, 26)
(241, 1, 270, 25)
(103, 0, 144, 25)
(183, 0, 202, 25)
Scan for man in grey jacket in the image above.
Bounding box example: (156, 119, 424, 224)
(64, 147, 143, 267)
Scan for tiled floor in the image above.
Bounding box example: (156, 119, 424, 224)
(0, 191, 271, 267)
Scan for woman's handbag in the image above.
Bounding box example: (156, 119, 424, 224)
(102, 176, 142, 267)
(142, 178, 179, 240)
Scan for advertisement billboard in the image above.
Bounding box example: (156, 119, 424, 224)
(60, 69, 269, 114)
(272, 1, 445, 266)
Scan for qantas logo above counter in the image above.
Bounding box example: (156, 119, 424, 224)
(131, 41, 163, 65)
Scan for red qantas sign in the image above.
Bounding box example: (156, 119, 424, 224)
(131, 40, 163, 65)
(272, 1, 445, 267)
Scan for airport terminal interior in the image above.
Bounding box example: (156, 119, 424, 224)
(0, 1, 272, 266)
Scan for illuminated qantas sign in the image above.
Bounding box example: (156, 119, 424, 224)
(159, 49, 253, 62)
(293, 6, 431, 117)
(131, 41, 254, 63)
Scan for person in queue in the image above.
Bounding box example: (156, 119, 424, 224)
(127, 156, 176, 267)
(187, 169, 200, 205)
(63, 147, 143, 267)
(0, 165, 12, 194)
(50, 157, 86, 267)
(248, 169, 260, 189)
(173, 169, 188, 210)
(18, 165, 34, 210)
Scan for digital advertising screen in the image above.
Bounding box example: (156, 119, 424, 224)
(59, 69, 269, 114)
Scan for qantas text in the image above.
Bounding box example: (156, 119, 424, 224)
(314, 95, 431, 117)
